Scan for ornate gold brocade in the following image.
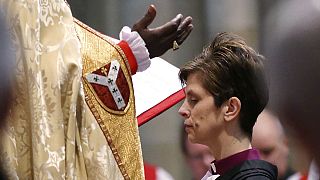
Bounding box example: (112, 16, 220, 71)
(74, 19, 144, 180)
(0, 0, 144, 179)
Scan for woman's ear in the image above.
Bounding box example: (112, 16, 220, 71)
(224, 97, 241, 122)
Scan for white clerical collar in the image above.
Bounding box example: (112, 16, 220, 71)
(210, 162, 217, 175)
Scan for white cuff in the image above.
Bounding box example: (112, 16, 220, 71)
(119, 26, 150, 72)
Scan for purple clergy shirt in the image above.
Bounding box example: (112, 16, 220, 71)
(211, 148, 260, 176)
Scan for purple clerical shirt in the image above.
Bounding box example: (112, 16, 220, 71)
(210, 148, 260, 176)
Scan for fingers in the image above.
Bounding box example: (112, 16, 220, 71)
(142, 13, 193, 57)
(177, 16, 192, 35)
(176, 24, 193, 45)
(133, 5, 156, 30)
(154, 14, 183, 36)
(176, 16, 193, 44)
(157, 15, 193, 50)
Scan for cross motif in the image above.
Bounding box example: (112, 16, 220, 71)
(93, 76, 99, 82)
(112, 88, 118, 94)
(87, 60, 125, 110)
(108, 78, 113, 85)
(101, 67, 108, 76)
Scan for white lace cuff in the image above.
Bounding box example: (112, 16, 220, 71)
(119, 26, 151, 72)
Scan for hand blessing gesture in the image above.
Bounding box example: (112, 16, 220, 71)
(132, 5, 193, 58)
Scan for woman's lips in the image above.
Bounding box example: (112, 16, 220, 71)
(184, 123, 193, 132)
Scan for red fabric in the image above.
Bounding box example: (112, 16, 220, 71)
(144, 162, 157, 180)
(300, 174, 308, 180)
(88, 64, 129, 111)
(138, 88, 185, 126)
(117, 40, 138, 75)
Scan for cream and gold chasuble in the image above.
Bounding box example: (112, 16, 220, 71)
(0, 0, 144, 179)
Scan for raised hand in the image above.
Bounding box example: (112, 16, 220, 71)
(132, 5, 193, 58)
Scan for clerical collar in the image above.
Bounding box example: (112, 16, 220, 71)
(210, 148, 260, 176)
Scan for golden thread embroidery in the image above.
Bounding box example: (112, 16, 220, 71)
(83, 83, 129, 180)
(74, 19, 143, 179)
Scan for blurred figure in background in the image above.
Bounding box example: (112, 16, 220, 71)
(144, 162, 174, 180)
(286, 139, 312, 180)
(252, 109, 295, 180)
(0, 12, 13, 125)
(265, 0, 320, 176)
(181, 125, 214, 180)
(0, 7, 14, 179)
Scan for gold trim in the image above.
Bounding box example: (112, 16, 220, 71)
(83, 83, 130, 180)
(74, 19, 133, 75)
(74, 18, 144, 179)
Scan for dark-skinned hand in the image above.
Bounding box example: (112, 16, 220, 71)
(132, 5, 193, 58)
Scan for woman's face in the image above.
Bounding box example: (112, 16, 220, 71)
(179, 72, 224, 146)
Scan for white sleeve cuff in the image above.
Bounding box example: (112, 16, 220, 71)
(119, 26, 151, 72)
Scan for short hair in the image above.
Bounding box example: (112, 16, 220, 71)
(179, 32, 268, 138)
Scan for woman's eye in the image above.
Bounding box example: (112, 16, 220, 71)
(188, 98, 198, 105)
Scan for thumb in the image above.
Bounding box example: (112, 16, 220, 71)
(135, 5, 156, 29)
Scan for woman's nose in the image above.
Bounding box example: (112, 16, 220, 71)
(178, 100, 190, 118)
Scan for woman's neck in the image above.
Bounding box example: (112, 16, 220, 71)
(209, 132, 251, 161)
